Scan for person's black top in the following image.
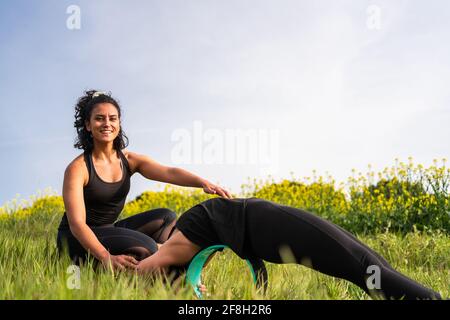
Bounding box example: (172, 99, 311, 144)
(58, 149, 132, 230)
(175, 197, 250, 259)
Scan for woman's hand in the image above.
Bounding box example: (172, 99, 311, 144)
(202, 181, 232, 199)
(101, 254, 139, 271)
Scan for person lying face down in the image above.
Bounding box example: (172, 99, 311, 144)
(136, 197, 443, 300)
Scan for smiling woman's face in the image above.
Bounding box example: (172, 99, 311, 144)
(85, 102, 120, 143)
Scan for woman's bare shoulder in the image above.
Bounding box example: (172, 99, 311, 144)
(67, 153, 86, 167)
(121, 149, 140, 158)
(65, 153, 89, 185)
(121, 149, 139, 174)
(122, 149, 158, 163)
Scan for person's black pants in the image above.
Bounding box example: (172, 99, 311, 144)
(57, 208, 177, 264)
(244, 198, 442, 300)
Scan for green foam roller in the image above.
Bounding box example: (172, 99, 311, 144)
(185, 245, 268, 299)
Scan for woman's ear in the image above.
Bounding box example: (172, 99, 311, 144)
(85, 120, 91, 132)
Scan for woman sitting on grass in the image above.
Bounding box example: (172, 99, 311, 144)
(136, 197, 443, 300)
(57, 90, 231, 270)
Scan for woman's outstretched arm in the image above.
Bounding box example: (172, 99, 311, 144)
(125, 151, 232, 198)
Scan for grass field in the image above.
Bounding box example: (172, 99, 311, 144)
(0, 209, 448, 299)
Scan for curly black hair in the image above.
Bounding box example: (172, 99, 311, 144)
(73, 89, 129, 152)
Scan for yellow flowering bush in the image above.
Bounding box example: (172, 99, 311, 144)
(1, 159, 448, 235)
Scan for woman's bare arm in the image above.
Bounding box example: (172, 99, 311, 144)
(126, 151, 232, 199)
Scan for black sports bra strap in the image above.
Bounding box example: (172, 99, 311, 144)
(117, 149, 132, 176)
(84, 151, 94, 185)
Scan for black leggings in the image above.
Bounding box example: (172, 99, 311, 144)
(57, 208, 177, 264)
(244, 198, 442, 300)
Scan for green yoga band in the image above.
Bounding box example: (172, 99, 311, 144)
(186, 245, 267, 299)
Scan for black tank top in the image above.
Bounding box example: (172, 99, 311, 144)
(58, 149, 132, 230)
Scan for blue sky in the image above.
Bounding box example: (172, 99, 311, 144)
(1, 0, 449, 207)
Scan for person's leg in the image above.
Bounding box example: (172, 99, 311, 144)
(56, 226, 158, 264)
(244, 198, 442, 300)
(114, 208, 177, 243)
(94, 226, 158, 259)
(57, 230, 87, 265)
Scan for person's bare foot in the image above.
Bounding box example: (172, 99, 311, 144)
(198, 284, 208, 296)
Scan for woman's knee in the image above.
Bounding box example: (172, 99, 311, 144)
(158, 208, 177, 221)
